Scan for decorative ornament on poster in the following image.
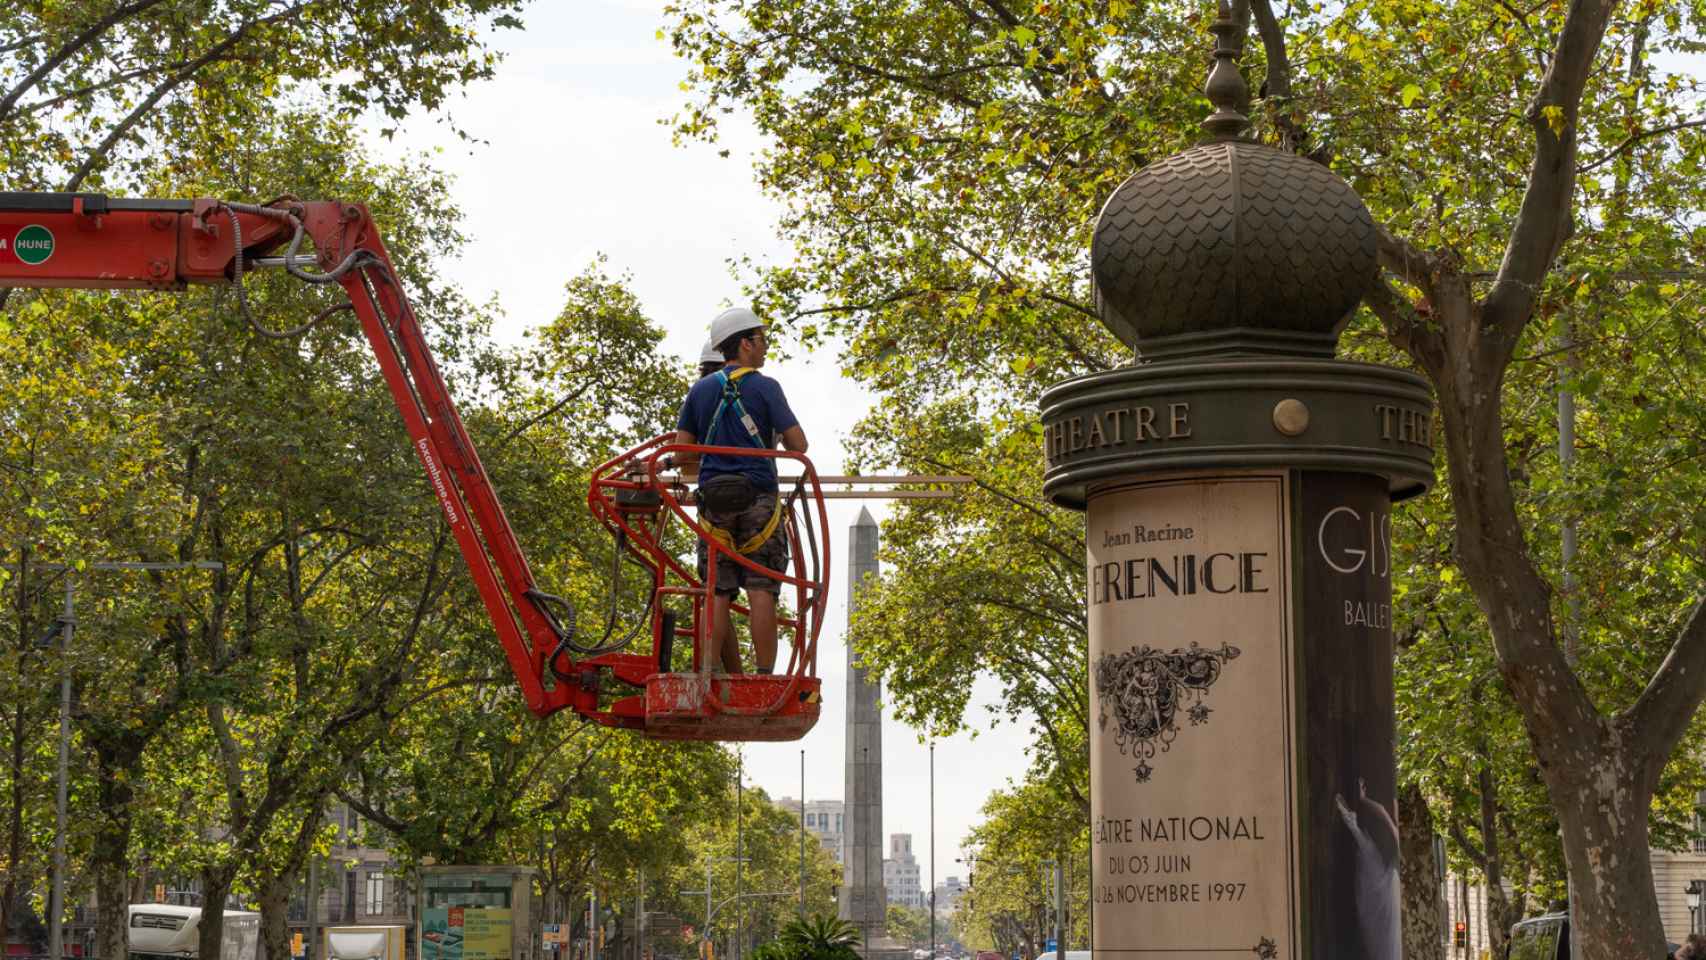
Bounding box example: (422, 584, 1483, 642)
(1093, 641, 1240, 782)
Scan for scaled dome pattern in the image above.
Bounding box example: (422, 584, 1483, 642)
(1092, 139, 1378, 349)
(1089, 0, 1379, 354)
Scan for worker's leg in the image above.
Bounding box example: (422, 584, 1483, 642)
(740, 494, 788, 675)
(699, 505, 744, 674)
(712, 590, 742, 674)
(747, 588, 778, 673)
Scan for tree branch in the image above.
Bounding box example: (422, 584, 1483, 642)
(206, 702, 249, 830)
(65, 3, 310, 190)
(1245, 0, 1313, 155)
(0, 0, 172, 125)
(1579, 116, 1706, 172)
(495, 379, 596, 449)
(14, 63, 169, 118)
(1623, 598, 1706, 784)
(1364, 277, 1444, 374)
(1482, 0, 1617, 340)
(1446, 815, 1488, 867)
(334, 786, 409, 837)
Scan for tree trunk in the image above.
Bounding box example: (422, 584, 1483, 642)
(96, 863, 130, 960)
(197, 865, 237, 960)
(3, 544, 35, 955)
(1552, 751, 1663, 960)
(3, 695, 25, 954)
(1399, 782, 1445, 960)
(92, 751, 136, 960)
(1473, 761, 1521, 958)
(258, 872, 293, 960)
(1422, 295, 1676, 959)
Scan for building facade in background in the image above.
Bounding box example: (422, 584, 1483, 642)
(287, 803, 412, 954)
(882, 835, 923, 908)
(777, 797, 847, 865)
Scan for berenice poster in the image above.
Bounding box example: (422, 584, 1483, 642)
(1087, 474, 1296, 958)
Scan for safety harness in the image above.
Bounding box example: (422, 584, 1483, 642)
(702, 367, 787, 555)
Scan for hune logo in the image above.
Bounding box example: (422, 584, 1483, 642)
(10, 225, 55, 266)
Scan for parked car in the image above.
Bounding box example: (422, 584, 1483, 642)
(1508, 914, 1569, 960)
(1508, 913, 1677, 960)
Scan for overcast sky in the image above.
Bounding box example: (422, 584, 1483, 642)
(369, 0, 1038, 887)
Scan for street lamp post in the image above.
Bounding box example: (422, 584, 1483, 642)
(928, 742, 934, 960)
(681, 856, 753, 960)
(46, 577, 72, 960)
(799, 750, 806, 916)
(1686, 881, 1703, 935)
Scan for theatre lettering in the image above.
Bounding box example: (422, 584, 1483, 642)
(1044, 401, 1192, 465)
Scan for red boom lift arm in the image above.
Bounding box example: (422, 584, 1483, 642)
(0, 191, 589, 717)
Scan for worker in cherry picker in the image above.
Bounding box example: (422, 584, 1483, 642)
(697, 340, 724, 378)
(673, 307, 808, 675)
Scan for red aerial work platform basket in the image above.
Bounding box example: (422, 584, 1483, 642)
(585, 434, 830, 741)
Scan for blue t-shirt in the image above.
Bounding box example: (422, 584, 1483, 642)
(674, 366, 799, 493)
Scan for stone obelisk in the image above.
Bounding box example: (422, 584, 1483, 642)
(840, 507, 890, 950)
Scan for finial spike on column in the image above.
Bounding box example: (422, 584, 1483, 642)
(1203, 0, 1250, 139)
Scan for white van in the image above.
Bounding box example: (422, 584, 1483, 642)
(1034, 952, 1091, 960)
(127, 904, 259, 960)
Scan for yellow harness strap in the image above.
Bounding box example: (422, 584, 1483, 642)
(706, 499, 785, 555)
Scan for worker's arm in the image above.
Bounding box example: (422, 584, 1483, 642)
(780, 424, 808, 454)
(672, 428, 700, 478)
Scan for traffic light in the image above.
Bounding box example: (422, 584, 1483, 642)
(1453, 921, 1467, 948)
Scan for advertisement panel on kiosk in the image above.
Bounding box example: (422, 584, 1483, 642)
(418, 867, 539, 960)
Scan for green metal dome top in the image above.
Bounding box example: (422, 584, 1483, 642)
(1090, 3, 1378, 360)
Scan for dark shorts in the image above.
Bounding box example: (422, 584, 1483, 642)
(696, 494, 788, 595)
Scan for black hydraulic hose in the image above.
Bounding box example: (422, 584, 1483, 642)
(535, 589, 582, 684)
(596, 530, 658, 653)
(216, 203, 361, 339)
(550, 528, 656, 670)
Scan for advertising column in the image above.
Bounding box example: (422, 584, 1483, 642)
(1041, 5, 1435, 957)
(420, 867, 539, 960)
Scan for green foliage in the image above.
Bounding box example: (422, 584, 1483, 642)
(885, 902, 931, 948)
(954, 782, 1084, 958)
(777, 912, 862, 960)
(0, 11, 737, 954)
(650, 783, 841, 959)
(0, 0, 527, 191)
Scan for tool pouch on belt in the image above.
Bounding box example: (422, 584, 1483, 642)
(697, 474, 757, 515)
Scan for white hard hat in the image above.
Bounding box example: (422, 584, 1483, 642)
(709, 306, 764, 349)
(699, 340, 723, 364)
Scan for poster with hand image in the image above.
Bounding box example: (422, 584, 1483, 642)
(1299, 472, 1399, 959)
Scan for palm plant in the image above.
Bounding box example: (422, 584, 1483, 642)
(771, 913, 861, 960)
